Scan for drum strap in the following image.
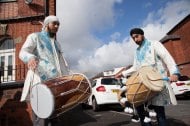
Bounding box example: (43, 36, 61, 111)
(29, 69, 39, 111)
(29, 69, 35, 94)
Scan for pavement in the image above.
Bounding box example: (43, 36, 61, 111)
(42, 98, 190, 126)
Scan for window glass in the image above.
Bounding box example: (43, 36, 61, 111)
(91, 80, 97, 87)
(0, 37, 15, 82)
(0, 0, 17, 2)
(0, 38, 14, 50)
(8, 55, 12, 75)
(0, 56, 5, 76)
(101, 78, 119, 85)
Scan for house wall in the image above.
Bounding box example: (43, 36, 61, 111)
(163, 16, 190, 77)
(0, 87, 32, 126)
(0, 0, 56, 125)
(164, 39, 184, 64)
(1, 0, 56, 80)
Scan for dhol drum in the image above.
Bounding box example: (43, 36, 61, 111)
(30, 73, 91, 119)
(126, 66, 164, 107)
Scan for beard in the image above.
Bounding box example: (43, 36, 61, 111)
(48, 32, 56, 38)
(47, 26, 58, 38)
(135, 37, 144, 46)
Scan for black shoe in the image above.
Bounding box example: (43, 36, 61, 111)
(131, 115, 140, 123)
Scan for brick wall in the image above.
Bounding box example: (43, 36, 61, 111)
(169, 17, 190, 64)
(0, 0, 56, 125)
(163, 15, 190, 77)
(164, 39, 184, 64)
(179, 64, 190, 76)
(0, 0, 44, 19)
(0, 86, 33, 126)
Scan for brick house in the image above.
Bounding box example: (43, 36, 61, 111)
(0, 0, 56, 125)
(160, 14, 190, 77)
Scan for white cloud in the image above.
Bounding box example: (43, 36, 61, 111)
(56, 0, 190, 78)
(142, 0, 190, 41)
(76, 39, 137, 77)
(144, 2, 152, 8)
(110, 32, 121, 41)
(56, 0, 123, 77)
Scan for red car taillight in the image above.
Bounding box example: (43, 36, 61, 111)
(96, 86, 106, 92)
(176, 82, 185, 86)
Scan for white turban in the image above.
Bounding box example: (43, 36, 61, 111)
(42, 15, 60, 30)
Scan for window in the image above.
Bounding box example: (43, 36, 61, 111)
(0, 56, 5, 76)
(0, 37, 15, 82)
(0, 0, 17, 2)
(101, 78, 120, 85)
(91, 80, 97, 87)
(8, 55, 12, 75)
(0, 38, 14, 50)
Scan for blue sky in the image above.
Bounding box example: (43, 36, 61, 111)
(89, 0, 172, 42)
(56, 0, 190, 77)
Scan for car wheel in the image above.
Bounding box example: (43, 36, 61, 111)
(92, 98, 99, 111)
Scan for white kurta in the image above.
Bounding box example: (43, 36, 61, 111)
(19, 31, 70, 101)
(122, 39, 180, 106)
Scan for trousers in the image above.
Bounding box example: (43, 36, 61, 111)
(32, 111, 52, 126)
(136, 104, 167, 126)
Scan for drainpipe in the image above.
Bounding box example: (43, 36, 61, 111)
(0, 67, 1, 84)
(54, 0, 56, 15)
(44, 0, 49, 16)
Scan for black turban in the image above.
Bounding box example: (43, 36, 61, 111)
(130, 28, 144, 36)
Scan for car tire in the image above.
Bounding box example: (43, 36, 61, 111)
(92, 98, 99, 111)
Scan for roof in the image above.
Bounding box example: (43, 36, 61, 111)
(91, 65, 132, 80)
(160, 14, 190, 43)
(160, 35, 180, 43)
(167, 14, 190, 35)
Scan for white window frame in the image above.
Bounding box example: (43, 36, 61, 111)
(0, 48, 15, 82)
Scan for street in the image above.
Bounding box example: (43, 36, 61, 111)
(51, 98, 190, 126)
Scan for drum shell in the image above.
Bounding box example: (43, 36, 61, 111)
(30, 74, 91, 119)
(126, 73, 157, 107)
(49, 75, 90, 116)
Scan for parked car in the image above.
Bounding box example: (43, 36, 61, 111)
(171, 75, 190, 98)
(87, 77, 124, 111)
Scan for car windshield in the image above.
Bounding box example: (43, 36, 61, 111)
(101, 78, 120, 85)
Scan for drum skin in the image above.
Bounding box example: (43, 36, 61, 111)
(126, 72, 157, 107)
(30, 73, 91, 119)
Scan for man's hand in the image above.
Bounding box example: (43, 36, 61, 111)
(169, 74, 178, 82)
(27, 58, 38, 71)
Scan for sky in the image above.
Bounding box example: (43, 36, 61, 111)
(56, 0, 190, 78)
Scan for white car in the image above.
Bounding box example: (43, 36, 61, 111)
(171, 76, 190, 98)
(87, 77, 123, 111)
